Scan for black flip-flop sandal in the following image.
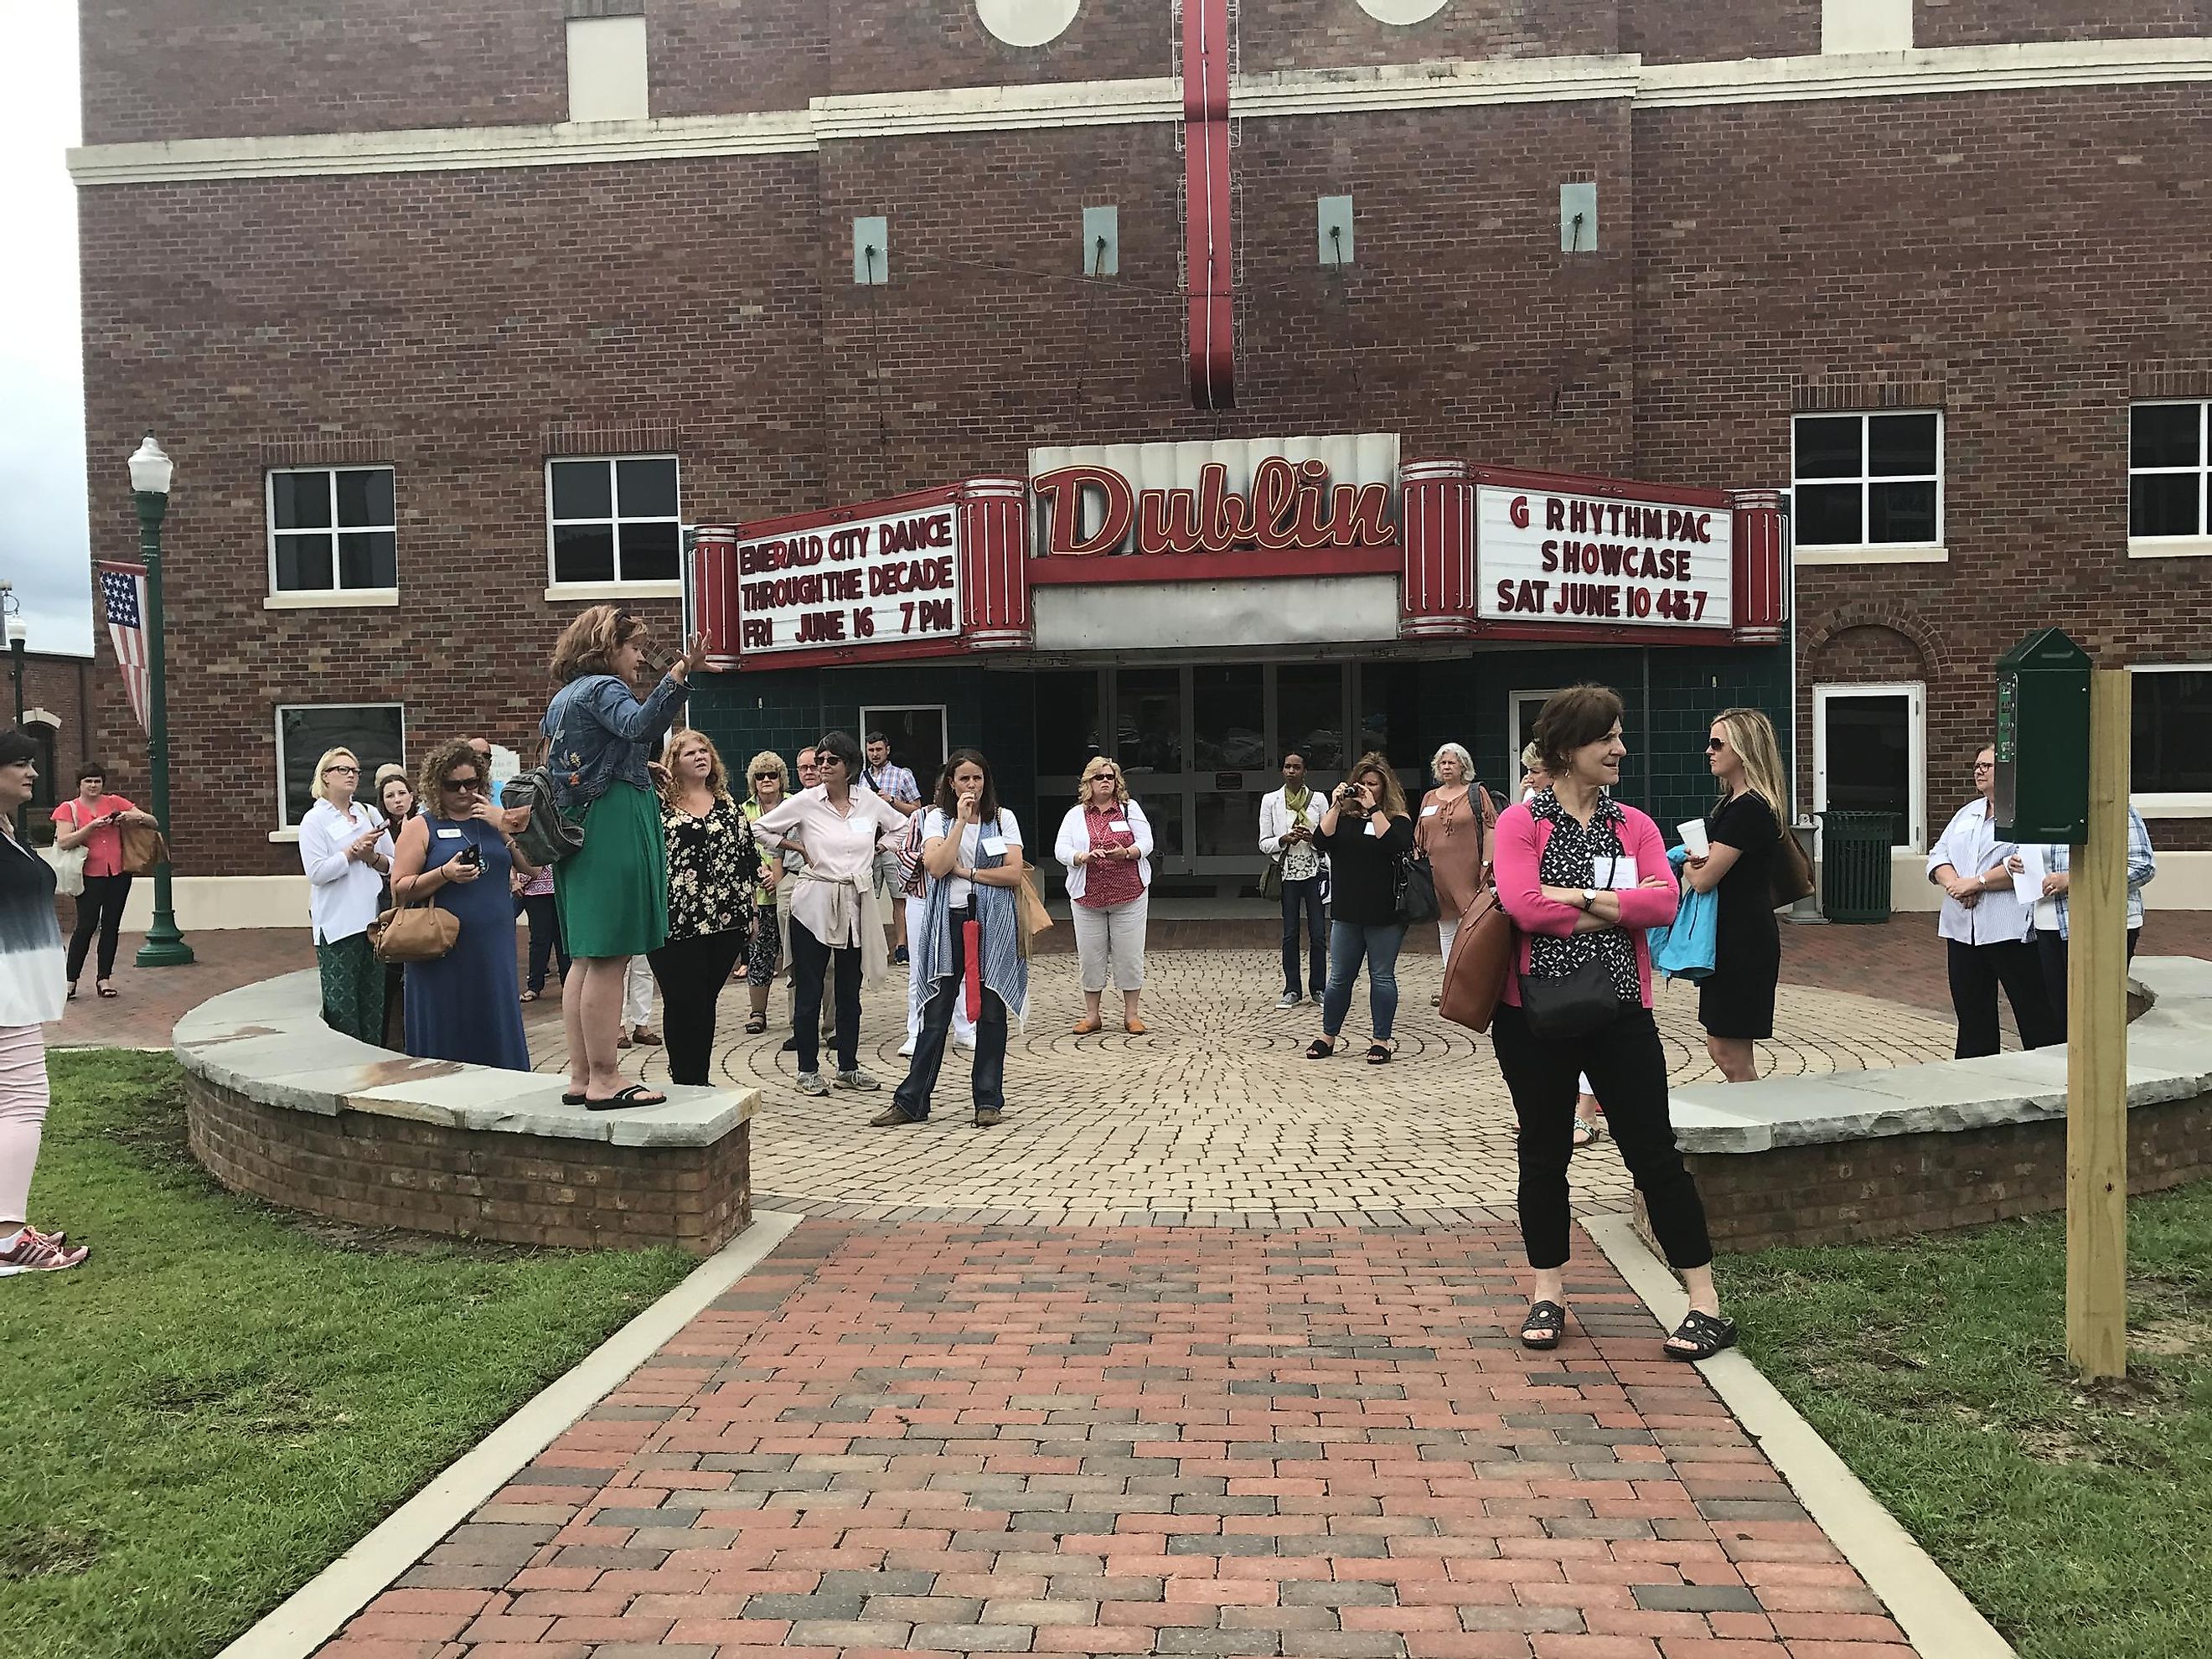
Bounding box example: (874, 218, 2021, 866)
(1305, 1035, 1341, 1059)
(1520, 1300, 1567, 1351)
(744, 1014, 767, 1035)
(1366, 1038, 1397, 1064)
(586, 1083, 668, 1111)
(561, 1090, 587, 1105)
(1665, 1310, 1739, 1362)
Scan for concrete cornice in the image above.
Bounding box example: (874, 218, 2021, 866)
(70, 37, 2212, 186)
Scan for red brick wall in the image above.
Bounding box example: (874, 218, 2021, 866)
(1619, 0, 1817, 64)
(185, 1070, 752, 1252)
(13, 656, 99, 825)
(1241, 0, 1613, 73)
(80, 0, 568, 145)
(1916, 1, 2212, 49)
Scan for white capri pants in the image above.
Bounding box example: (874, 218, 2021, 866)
(1072, 892, 1149, 993)
(1439, 915, 1460, 959)
(622, 955, 656, 1029)
(905, 893, 974, 1044)
(0, 1022, 51, 1227)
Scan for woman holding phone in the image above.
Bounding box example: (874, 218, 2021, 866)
(1307, 752, 1415, 1063)
(50, 764, 158, 1000)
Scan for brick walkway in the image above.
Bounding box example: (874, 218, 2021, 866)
(313, 1221, 1919, 1659)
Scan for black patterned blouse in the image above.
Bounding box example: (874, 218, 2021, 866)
(1527, 789, 1641, 1005)
(662, 796, 761, 943)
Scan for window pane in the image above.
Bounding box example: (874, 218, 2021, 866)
(1868, 480, 1937, 544)
(1192, 665, 1265, 770)
(271, 472, 331, 530)
(1142, 791, 1184, 863)
(1793, 416, 1862, 480)
(2131, 473, 2203, 538)
(275, 533, 334, 592)
(1277, 664, 1345, 773)
(1795, 483, 1863, 546)
(1116, 668, 1182, 775)
(2132, 670, 2212, 794)
(618, 519, 680, 581)
(338, 531, 397, 589)
(616, 457, 679, 520)
(1033, 672, 1104, 778)
(553, 524, 616, 584)
(1358, 661, 1424, 778)
(550, 460, 612, 521)
(2131, 403, 2202, 470)
(1822, 694, 1910, 843)
(1868, 413, 1938, 478)
(335, 468, 394, 528)
(280, 705, 405, 827)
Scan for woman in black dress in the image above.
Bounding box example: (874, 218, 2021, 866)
(1682, 707, 1786, 1083)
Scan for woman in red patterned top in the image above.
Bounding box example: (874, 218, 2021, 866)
(50, 763, 159, 1000)
(1054, 757, 1155, 1036)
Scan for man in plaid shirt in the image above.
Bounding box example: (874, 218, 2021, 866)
(2011, 807, 2157, 1028)
(864, 732, 924, 964)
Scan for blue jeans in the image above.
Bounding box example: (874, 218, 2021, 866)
(1280, 876, 1326, 996)
(1320, 921, 1405, 1041)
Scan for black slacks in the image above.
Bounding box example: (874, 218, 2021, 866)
(648, 927, 747, 1086)
(67, 872, 133, 984)
(1946, 937, 2060, 1058)
(2033, 925, 2140, 1036)
(1491, 1000, 1713, 1273)
(788, 917, 861, 1076)
(892, 907, 1009, 1118)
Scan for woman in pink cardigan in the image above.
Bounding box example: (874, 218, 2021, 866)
(1491, 685, 1734, 1363)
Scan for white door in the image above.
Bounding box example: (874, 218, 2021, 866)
(1813, 682, 1925, 851)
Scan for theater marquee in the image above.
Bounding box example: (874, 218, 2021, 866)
(1473, 473, 1735, 633)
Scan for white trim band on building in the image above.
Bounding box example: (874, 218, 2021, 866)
(69, 39, 2212, 186)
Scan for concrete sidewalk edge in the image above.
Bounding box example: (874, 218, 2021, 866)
(215, 1207, 806, 1659)
(1582, 1212, 2018, 1659)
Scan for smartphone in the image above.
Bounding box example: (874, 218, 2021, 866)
(457, 843, 483, 870)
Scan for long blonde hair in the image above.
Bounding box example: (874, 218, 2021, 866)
(1712, 708, 1788, 818)
(660, 729, 732, 806)
(1347, 751, 1409, 818)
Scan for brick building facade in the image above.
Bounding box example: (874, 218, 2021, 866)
(70, 0, 2212, 921)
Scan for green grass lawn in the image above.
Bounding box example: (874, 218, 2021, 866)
(0, 1049, 695, 1659)
(1716, 1182, 2212, 1659)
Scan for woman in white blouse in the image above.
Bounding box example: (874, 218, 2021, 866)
(1054, 757, 1155, 1036)
(297, 746, 392, 1044)
(1925, 744, 2060, 1058)
(751, 731, 910, 1097)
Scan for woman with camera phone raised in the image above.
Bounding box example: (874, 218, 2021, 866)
(388, 739, 536, 1072)
(1306, 752, 1414, 1064)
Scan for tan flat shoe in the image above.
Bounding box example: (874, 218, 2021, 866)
(1124, 1016, 1148, 1036)
(1072, 1016, 1103, 1036)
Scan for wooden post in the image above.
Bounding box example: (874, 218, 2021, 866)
(2065, 668, 2130, 1380)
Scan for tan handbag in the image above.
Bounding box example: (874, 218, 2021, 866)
(1013, 870, 1053, 961)
(370, 899, 461, 964)
(119, 823, 168, 877)
(1439, 887, 1513, 1034)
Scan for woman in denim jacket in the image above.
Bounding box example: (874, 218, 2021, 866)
(540, 606, 705, 1109)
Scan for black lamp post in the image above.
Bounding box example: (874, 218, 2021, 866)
(129, 434, 193, 967)
(3, 602, 22, 840)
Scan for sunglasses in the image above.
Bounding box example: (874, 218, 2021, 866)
(752, 772, 778, 780)
(443, 775, 485, 792)
(1706, 739, 1727, 752)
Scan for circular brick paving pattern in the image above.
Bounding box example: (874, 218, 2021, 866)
(534, 947, 1957, 1222)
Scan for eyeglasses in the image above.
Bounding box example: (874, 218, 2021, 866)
(1705, 739, 1726, 752)
(442, 775, 486, 793)
(1972, 761, 1995, 771)
(324, 763, 359, 775)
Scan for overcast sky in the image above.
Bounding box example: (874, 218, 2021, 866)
(0, 3, 92, 659)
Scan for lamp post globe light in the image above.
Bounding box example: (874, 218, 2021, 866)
(130, 434, 193, 967)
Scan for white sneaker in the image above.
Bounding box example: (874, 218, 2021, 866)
(897, 1039, 917, 1057)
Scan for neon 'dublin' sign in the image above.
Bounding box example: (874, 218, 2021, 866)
(1031, 454, 1397, 559)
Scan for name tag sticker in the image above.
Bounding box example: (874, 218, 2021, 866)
(1366, 818, 1382, 837)
(1108, 819, 1130, 833)
(1605, 855, 1639, 890)
(436, 827, 464, 840)
(1421, 804, 1440, 817)
(982, 836, 1008, 856)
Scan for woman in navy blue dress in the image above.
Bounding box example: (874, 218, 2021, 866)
(388, 740, 533, 1071)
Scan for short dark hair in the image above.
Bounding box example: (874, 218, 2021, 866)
(866, 730, 887, 746)
(815, 730, 864, 778)
(934, 748, 1002, 824)
(77, 762, 106, 784)
(1532, 685, 1625, 776)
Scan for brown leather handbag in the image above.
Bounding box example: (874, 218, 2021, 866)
(1013, 870, 1054, 961)
(1439, 887, 1513, 1033)
(1769, 823, 1815, 908)
(370, 899, 460, 964)
(119, 823, 168, 877)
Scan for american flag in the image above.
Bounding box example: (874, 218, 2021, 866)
(98, 561, 152, 735)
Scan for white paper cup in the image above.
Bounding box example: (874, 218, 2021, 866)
(1677, 819, 1711, 859)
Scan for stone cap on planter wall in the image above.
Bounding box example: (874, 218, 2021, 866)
(1668, 956, 2212, 1156)
(173, 969, 755, 1149)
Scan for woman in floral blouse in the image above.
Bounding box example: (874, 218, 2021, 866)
(647, 731, 760, 1086)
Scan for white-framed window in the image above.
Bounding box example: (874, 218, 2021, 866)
(2128, 401, 2211, 556)
(2132, 664, 2212, 818)
(266, 467, 397, 601)
(546, 455, 681, 592)
(1813, 682, 1925, 852)
(1791, 411, 1944, 562)
(275, 703, 406, 831)
(1509, 688, 1566, 769)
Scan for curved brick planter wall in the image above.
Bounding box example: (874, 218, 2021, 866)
(1656, 957, 2212, 1250)
(174, 971, 754, 1253)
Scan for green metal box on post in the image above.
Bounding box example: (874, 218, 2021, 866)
(1817, 811, 1896, 923)
(1994, 628, 2091, 843)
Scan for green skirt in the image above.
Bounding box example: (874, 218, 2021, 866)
(554, 781, 669, 959)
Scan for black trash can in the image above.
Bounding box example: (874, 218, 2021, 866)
(1818, 810, 1897, 923)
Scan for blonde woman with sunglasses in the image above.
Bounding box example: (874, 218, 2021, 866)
(1056, 756, 1155, 1035)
